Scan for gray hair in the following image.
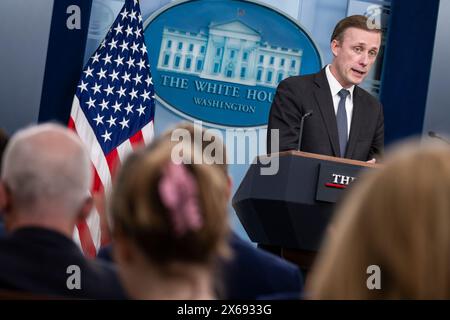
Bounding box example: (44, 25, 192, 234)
(1, 123, 91, 214)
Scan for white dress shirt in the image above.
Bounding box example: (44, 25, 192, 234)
(325, 64, 355, 138)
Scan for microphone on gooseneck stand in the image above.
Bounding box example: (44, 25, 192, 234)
(428, 131, 450, 145)
(297, 110, 313, 151)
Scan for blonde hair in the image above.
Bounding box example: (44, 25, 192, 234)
(307, 140, 450, 299)
(110, 135, 230, 269)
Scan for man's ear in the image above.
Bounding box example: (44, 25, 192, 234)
(330, 39, 340, 57)
(76, 196, 93, 222)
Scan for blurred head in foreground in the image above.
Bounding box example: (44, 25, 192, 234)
(110, 129, 230, 299)
(0, 123, 92, 236)
(307, 140, 450, 299)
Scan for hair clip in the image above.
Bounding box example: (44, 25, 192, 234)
(158, 162, 203, 237)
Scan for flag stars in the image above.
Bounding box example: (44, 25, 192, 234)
(91, 83, 102, 95)
(92, 52, 101, 63)
(109, 70, 120, 82)
(94, 114, 104, 126)
(141, 90, 151, 101)
(125, 103, 134, 115)
(130, 42, 139, 54)
(107, 115, 117, 127)
(129, 10, 137, 22)
(75, 1, 156, 153)
(120, 9, 129, 21)
(137, 104, 146, 116)
(133, 73, 142, 85)
(137, 59, 146, 70)
(84, 66, 94, 78)
(112, 101, 122, 113)
(140, 44, 147, 55)
(126, 57, 135, 69)
(86, 97, 96, 109)
(122, 71, 131, 83)
(99, 99, 109, 111)
(129, 88, 138, 100)
(108, 38, 118, 50)
(103, 84, 115, 96)
(97, 68, 107, 80)
(78, 81, 88, 93)
(114, 55, 124, 66)
(101, 130, 112, 142)
(145, 76, 153, 86)
(119, 117, 130, 129)
(117, 86, 127, 98)
(102, 53, 112, 65)
(125, 25, 133, 37)
(114, 23, 123, 35)
(119, 40, 129, 52)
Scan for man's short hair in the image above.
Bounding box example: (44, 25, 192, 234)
(2, 124, 91, 213)
(331, 15, 381, 43)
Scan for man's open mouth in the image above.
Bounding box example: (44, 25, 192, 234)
(351, 68, 366, 75)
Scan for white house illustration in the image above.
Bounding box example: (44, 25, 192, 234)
(157, 20, 303, 88)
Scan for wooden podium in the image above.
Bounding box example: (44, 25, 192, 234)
(232, 151, 378, 270)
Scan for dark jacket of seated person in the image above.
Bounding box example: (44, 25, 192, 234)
(98, 232, 303, 300)
(0, 227, 125, 299)
(220, 233, 303, 299)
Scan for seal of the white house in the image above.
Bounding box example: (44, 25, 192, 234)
(144, 0, 322, 128)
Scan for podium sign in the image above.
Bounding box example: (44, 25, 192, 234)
(315, 163, 360, 203)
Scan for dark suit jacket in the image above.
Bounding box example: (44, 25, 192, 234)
(267, 68, 384, 161)
(0, 227, 125, 299)
(97, 233, 303, 300)
(219, 233, 302, 299)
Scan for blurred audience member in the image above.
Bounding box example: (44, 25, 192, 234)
(0, 124, 124, 298)
(110, 134, 230, 299)
(307, 140, 450, 299)
(172, 123, 304, 299)
(100, 123, 303, 299)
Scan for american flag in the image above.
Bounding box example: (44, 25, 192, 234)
(69, 0, 155, 256)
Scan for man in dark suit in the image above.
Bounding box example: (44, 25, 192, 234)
(267, 15, 384, 161)
(219, 232, 303, 299)
(0, 124, 125, 299)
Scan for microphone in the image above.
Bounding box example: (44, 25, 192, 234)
(297, 110, 313, 151)
(428, 131, 450, 145)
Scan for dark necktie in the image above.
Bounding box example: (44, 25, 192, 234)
(337, 89, 350, 157)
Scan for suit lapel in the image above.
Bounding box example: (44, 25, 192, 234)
(313, 69, 340, 157)
(346, 87, 363, 158)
